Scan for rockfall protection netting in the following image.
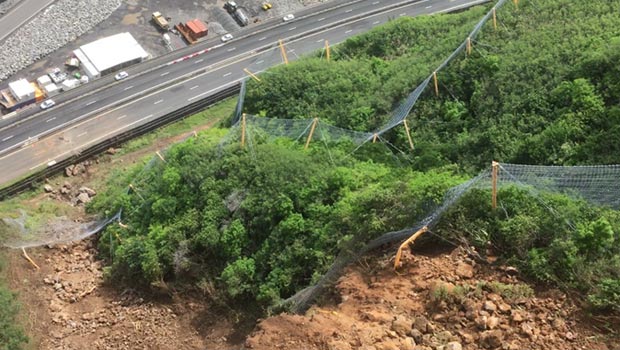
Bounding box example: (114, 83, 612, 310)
(283, 162, 620, 313)
(230, 0, 512, 145)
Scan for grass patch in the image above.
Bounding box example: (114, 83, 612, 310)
(118, 98, 237, 155)
(0, 252, 28, 349)
(480, 281, 535, 301)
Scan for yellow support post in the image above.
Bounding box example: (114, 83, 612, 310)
(403, 119, 414, 151)
(491, 161, 499, 209)
(241, 113, 247, 149)
(279, 39, 289, 65)
(129, 184, 145, 201)
(155, 150, 166, 162)
(304, 118, 318, 150)
(325, 40, 331, 62)
(22, 248, 40, 270)
(394, 226, 428, 270)
(492, 7, 497, 31)
(243, 68, 261, 82)
(372, 133, 378, 143)
(433, 71, 439, 97)
(466, 37, 472, 56)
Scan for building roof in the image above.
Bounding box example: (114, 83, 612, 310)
(186, 19, 207, 34)
(8, 79, 35, 100)
(77, 32, 148, 73)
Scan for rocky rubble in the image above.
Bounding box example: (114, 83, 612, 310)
(43, 176, 97, 206)
(245, 247, 619, 350)
(24, 239, 210, 350)
(0, 0, 121, 81)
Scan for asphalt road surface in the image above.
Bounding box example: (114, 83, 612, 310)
(0, 0, 488, 185)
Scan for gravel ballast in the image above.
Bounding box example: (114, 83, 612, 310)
(0, 0, 121, 82)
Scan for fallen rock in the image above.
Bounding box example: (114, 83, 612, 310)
(77, 192, 91, 204)
(486, 316, 500, 330)
(444, 341, 462, 350)
(414, 316, 430, 334)
(483, 301, 497, 313)
(44, 184, 53, 192)
(79, 186, 97, 196)
(391, 316, 411, 337)
(480, 330, 503, 349)
(455, 262, 474, 279)
(65, 165, 74, 177)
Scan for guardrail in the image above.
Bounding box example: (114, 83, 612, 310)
(0, 84, 240, 200)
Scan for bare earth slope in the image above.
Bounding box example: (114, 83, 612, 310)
(246, 247, 620, 350)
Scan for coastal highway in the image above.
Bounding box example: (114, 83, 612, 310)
(0, 0, 489, 185)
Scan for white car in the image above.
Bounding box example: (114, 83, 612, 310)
(114, 71, 129, 81)
(283, 14, 295, 21)
(40, 99, 55, 110)
(221, 33, 234, 42)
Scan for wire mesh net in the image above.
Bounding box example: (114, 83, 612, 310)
(284, 162, 620, 313)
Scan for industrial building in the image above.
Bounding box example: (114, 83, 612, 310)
(73, 32, 149, 79)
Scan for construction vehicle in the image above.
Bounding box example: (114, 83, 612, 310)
(152, 12, 170, 31)
(224, 1, 249, 26)
(261, 2, 272, 10)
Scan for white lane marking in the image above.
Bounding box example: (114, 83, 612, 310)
(288, 49, 295, 52)
(345, 9, 352, 13)
(258, 36, 266, 41)
(317, 17, 325, 21)
(345, 29, 352, 34)
(144, 114, 153, 119)
(77, 132, 87, 137)
(154, 99, 163, 105)
(289, 26, 297, 31)
(117, 114, 128, 120)
(190, 85, 199, 90)
(223, 72, 232, 77)
(46, 117, 56, 123)
(255, 60, 264, 64)
(373, 20, 380, 24)
(227, 47, 236, 52)
(160, 71, 170, 76)
(316, 38, 324, 43)
(372, 1, 379, 4)
(86, 100, 96, 106)
(123, 85, 134, 91)
(399, 12, 407, 16)
(426, 5, 432, 8)
(195, 58, 204, 63)
(2, 135, 13, 142)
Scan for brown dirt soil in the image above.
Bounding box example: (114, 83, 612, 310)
(245, 246, 620, 350)
(6, 238, 250, 349)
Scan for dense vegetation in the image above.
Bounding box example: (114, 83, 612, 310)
(244, 0, 620, 171)
(92, 0, 620, 313)
(92, 134, 465, 305)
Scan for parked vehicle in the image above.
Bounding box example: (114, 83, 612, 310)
(152, 11, 170, 31)
(261, 2, 272, 10)
(40, 99, 55, 110)
(224, 1, 249, 26)
(114, 71, 129, 81)
(221, 33, 234, 42)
